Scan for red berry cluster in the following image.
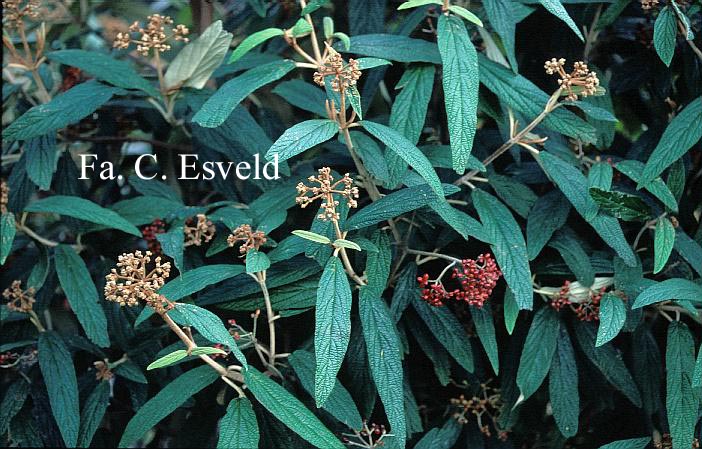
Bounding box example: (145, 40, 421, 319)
(142, 219, 166, 254)
(0, 351, 18, 366)
(417, 254, 502, 308)
(549, 281, 606, 321)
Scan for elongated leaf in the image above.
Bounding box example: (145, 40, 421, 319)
(473, 189, 532, 310)
(360, 292, 406, 448)
(25, 134, 57, 190)
(341, 34, 441, 63)
(653, 6, 677, 66)
(345, 183, 459, 230)
(470, 304, 499, 374)
(38, 331, 80, 447)
(25, 195, 141, 236)
(483, 0, 517, 69)
(315, 256, 353, 406)
(47, 50, 158, 97)
(390, 263, 418, 322)
(640, 96, 702, 186)
(0, 378, 30, 436)
(588, 162, 613, 190)
(147, 349, 188, 370)
(244, 367, 345, 449)
(55, 245, 109, 347)
(4, 81, 121, 141)
(292, 230, 332, 244)
(666, 322, 699, 449)
(160, 264, 244, 301)
(246, 249, 270, 273)
(119, 366, 219, 447)
(549, 326, 579, 437)
(229, 28, 284, 63)
(598, 437, 651, 449)
(397, 0, 440, 9)
(574, 321, 642, 406)
(516, 307, 559, 400)
(273, 80, 328, 116)
(438, 15, 479, 173)
(632, 278, 702, 308)
(289, 350, 363, 429)
(265, 119, 338, 162)
(538, 0, 584, 40)
(596, 293, 626, 347)
(589, 188, 651, 222)
(193, 60, 296, 128)
(549, 229, 595, 286)
(615, 160, 678, 212)
(654, 217, 675, 273)
(0, 213, 15, 265)
(412, 297, 474, 372)
(362, 121, 444, 198)
(448, 5, 483, 26)
(693, 343, 702, 388)
(165, 21, 232, 90)
(217, 398, 259, 449)
(526, 191, 570, 260)
(674, 230, 702, 277)
(170, 303, 248, 369)
(387, 65, 435, 186)
(77, 380, 110, 447)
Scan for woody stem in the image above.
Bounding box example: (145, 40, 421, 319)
(254, 271, 277, 368)
(299, 0, 323, 62)
(454, 88, 562, 186)
(405, 248, 461, 264)
(160, 310, 229, 377)
(333, 220, 366, 286)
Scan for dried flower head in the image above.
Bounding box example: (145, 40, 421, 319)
(1, 179, 8, 214)
(104, 250, 172, 313)
(654, 433, 700, 449)
(2, 0, 40, 29)
(227, 224, 267, 254)
(450, 382, 505, 438)
(113, 14, 189, 56)
(184, 214, 215, 247)
(313, 47, 361, 93)
(3, 280, 36, 313)
(93, 360, 113, 381)
(544, 58, 600, 101)
(341, 421, 392, 448)
(296, 167, 359, 221)
(640, 0, 659, 10)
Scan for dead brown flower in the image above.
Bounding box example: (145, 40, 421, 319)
(227, 224, 267, 255)
(184, 214, 216, 247)
(3, 280, 36, 313)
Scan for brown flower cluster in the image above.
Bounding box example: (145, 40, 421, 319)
(3, 280, 36, 313)
(1, 179, 8, 214)
(184, 214, 215, 247)
(104, 250, 172, 312)
(640, 0, 659, 9)
(654, 433, 699, 449)
(313, 47, 361, 93)
(113, 14, 189, 56)
(450, 382, 507, 439)
(544, 58, 600, 101)
(2, 0, 40, 29)
(296, 167, 359, 221)
(227, 224, 267, 255)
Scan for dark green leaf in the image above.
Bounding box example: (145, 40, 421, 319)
(589, 188, 651, 222)
(265, 119, 338, 162)
(615, 160, 678, 212)
(597, 437, 651, 449)
(538, 0, 584, 40)
(25, 134, 57, 190)
(77, 381, 110, 448)
(38, 331, 80, 447)
(549, 326, 579, 438)
(340, 34, 441, 63)
(438, 15, 479, 173)
(315, 256, 353, 406)
(653, 6, 677, 66)
(47, 50, 158, 96)
(119, 366, 219, 447)
(527, 191, 571, 260)
(4, 81, 121, 141)
(160, 264, 244, 301)
(470, 304, 499, 374)
(193, 60, 296, 128)
(654, 217, 676, 273)
(632, 278, 702, 308)
(516, 307, 559, 400)
(246, 249, 271, 273)
(473, 189, 532, 310)
(55, 245, 109, 347)
(548, 229, 595, 286)
(666, 321, 699, 449)
(596, 293, 626, 347)
(217, 397, 260, 449)
(0, 213, 15, 265)
(0, 378, 30, 436)
(244, 367, 345, 449)
(25, 195, 141, 236)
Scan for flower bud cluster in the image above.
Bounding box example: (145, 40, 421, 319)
(544, 58, 600, 101)
(449, 382, 506, 439)
(184, 214, 215, 247)
(341, 421, 390, 448)
(296, 167, 359, 221)
(3, 280, 35, 313)
(313, 48, 361, 93)
(93, 360, 113, 381)
(113, 14, 189, 56)
(2, 0, 40, 29)
(418, 254, 502, 308)
(142, 219, 166, 254)
(104, 251, 172, 312)
(654, 433, 700, 449)
(227, 224, 267, 254)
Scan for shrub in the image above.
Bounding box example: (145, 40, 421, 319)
(1, 0, 701, 448)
